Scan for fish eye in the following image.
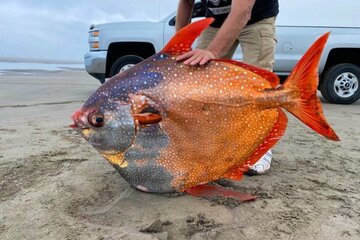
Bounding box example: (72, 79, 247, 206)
(88, 111, 104, 127)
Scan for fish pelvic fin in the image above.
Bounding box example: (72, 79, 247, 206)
(161, 18, 214, 55)
(282, 32, 340, 141)
(223, 108, 288, 179)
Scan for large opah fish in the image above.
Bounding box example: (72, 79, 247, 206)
(71, 18, 339, 199)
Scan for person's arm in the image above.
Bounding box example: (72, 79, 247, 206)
(176, 0, 195, 32)
(177, 0, 255, 65)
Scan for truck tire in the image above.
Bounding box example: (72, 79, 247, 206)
(109, 55, 144, 77)
(320, 63, 360, 104)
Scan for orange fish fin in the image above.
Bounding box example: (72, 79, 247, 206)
(161, 18, 214, 55)
(222, 169, 244, 181)
(282, 32, 340, 141)
(223, 108, 288, 177)
(185, 184, 256, 202)
(132, 113, 162, 125)
(213, 59, 280, 88)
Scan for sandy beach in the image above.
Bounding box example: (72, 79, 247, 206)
(0, 69, 359, 240)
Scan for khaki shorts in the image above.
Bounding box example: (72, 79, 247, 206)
(196, 17, 277, 71)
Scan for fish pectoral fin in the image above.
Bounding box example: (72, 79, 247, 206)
(133, 113, 162, 125)
(161, 18, 214, 55)
(131, 95, 163, 125)
(213, 59, 280, 88)
(185, 184, 256, 202)
(223, 108, 288, 178)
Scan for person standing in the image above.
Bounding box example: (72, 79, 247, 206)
(175, 0, 279, 174)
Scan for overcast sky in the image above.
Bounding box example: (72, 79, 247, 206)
(1, 0, 358, 62)
(0, 0, 178, 62)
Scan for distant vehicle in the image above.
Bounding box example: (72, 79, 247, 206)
(84, 1, 360, 104)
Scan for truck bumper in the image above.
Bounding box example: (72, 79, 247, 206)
(84, 51, 107, 83)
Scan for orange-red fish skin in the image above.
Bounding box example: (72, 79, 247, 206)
(74, 18, 339, 195)
(138, 60, 281, 191)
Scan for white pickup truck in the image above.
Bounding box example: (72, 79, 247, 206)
(84, 1, 360, 104)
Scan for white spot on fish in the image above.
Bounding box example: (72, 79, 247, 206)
(136, 185, 149, 192)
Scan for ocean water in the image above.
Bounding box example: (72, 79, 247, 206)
(0, 62, 84, 74)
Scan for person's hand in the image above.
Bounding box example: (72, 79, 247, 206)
(176, 49, 217, 65)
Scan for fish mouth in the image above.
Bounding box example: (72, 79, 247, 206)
(69, 120, 90, 130)
(69, 123, 79, 129)
(70, 109, 89, 130)
(70, 120, 92, 142)
(69, 123, 90, 131)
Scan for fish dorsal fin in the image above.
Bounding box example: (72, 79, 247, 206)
(161, 18, 214, 55)
(223, 108, 288, 180)
(214, 59, 280, 88)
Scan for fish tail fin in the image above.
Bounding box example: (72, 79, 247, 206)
(282, 32, 339, 141)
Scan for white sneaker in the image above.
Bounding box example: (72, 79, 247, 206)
(246, 150, 272, 175)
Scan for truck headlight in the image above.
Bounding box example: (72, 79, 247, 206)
(90, 30, 99, 37)
(90, 42, 99, 49)
(89, 29, 100, 50)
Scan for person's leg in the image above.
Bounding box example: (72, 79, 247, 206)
(238, 17, 277, 175)
(196, 26, 218, 50)
(238, 17, 277, 70)
(196, 26, 239, 59)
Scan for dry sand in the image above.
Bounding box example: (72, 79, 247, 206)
(0, 70, 359, 240)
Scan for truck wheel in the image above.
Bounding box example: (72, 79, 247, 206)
(320, 63, 360, 104)
(109, 55, 144, 77)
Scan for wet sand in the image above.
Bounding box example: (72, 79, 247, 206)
(0, 70, 359, 240)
